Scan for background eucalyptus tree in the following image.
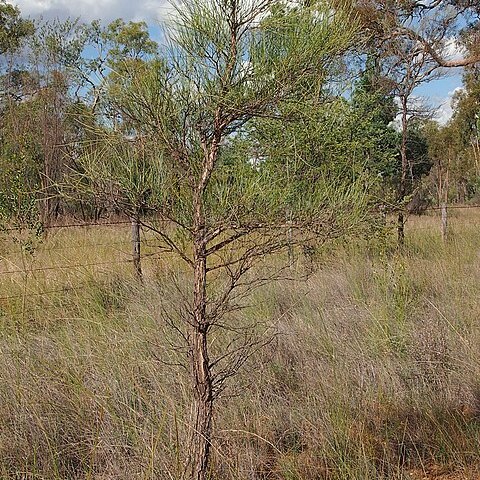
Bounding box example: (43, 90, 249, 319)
(351, 0, 480, 244)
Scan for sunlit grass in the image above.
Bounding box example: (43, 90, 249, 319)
(1, 209, 480, 479)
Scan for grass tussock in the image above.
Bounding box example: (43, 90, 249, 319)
(1, 210, 480, 479)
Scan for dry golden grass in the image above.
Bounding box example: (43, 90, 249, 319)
(1, 209, 480, 479)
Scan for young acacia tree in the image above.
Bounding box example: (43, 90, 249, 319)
(75, 1, 371, 478)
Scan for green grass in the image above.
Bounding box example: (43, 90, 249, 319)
(1, 210, 480, 479)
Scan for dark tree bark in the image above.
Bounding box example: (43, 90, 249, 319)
(187, 243, 214, 480)
(185, 147, 216, 480)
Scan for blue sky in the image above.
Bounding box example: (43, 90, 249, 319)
(14, 0, 466, 124)
(416, 72, 463, 125)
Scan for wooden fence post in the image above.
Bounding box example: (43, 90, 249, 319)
(131, 215, 143, 280)
(441, 202, 448, 242)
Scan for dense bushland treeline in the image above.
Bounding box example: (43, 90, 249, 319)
(0, 0, 478, 231)
(0, 0, 479, 478)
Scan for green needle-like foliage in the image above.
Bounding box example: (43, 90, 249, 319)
(77, 0, 371, 236)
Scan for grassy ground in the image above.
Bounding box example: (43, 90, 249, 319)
(1, 210, 480, 479)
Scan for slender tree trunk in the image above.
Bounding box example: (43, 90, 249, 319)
(397, 95, 408, 247)
(187, 247, 214, 480)
(131, 213, 142, 280)
(188, 351, 213, 480)
(397, 210, 405, 245)
(186, 181, 214, 480)
(472, 138, 479, 177)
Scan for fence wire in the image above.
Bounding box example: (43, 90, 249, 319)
(3, 220, 131, 233)
(0, 286, 82, 302)
(1, 206, 479, 305)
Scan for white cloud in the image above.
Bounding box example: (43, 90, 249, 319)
(390, 87, 464, 128)
(390, 95, 431, 130)
(443, 37, 467, 63)
(14, 0, 172, 23)
(435, 87, 464, 125)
